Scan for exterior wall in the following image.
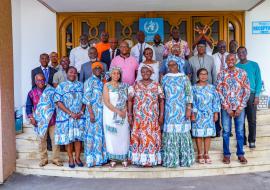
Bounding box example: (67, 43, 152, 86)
(11, 0, 57, 108)
(245, 0, 270, 95)
(0, 0, 16, 183)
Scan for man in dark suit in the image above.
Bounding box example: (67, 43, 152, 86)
(31, 53, 57, 88)
(100, 38, 120, 69)
(80, 47, 108, 83)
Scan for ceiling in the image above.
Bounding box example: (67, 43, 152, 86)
(39, 0, 263, 12)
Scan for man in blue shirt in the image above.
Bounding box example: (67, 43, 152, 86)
(236, 46, 262, 149)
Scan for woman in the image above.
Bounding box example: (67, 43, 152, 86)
(128, 65, 164, 166)
(103, 67, 129, 167)
(136, 48, 160, 82)
(191, 68, 220, 164)
(83, 62, 107, 167)
(54, 66, 85, 168)
(161, 60, 195, 168)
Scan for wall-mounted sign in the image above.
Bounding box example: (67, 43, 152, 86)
(139, 18, 164, 42)
(252, 21, 270, 34)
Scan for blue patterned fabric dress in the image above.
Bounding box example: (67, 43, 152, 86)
(54, 80, 85, 145)
(192, 84, 221, 137)
(161, 73, 195, 168)
(83, 76, 108, 167)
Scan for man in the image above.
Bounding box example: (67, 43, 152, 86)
(152, 34, 165, 63)
(163, 27, 190, 60)
(229, 40, 240, 62)
(236, 46, 262, 148)
(80, 47, 108, 83)
(26, 73, 62, 167)
(189, 40, 216, 85)
(31, 53, 57, 88)
(69, 34, 89, 75)
(110, 41, 139, 85)
(94, 31, 110, 60)
(130, 31, 156, 63)
(216, 53, 250, 165)
(49, 52, 60, 71)
(160, 44, 191, 79)
(101, 38, 120, 69)
(212, 40, 229, 74)
(53, 56, 70, 87)
(212, 40, 229, 137)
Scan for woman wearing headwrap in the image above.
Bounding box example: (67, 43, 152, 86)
(103, 67, 130, 167)
(161, 60, 195, 168)
(83, 62, 108, 167)
(136, 47, 160, 82)
(128, 65, 164, 167)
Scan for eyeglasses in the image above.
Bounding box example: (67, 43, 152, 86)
(35, 79, 45, 83)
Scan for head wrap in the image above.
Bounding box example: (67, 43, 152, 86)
(141, 64, 154, 73)
(108, 66, 122, 76)
(166, 54, 185, 73)
(91, 61, 103, 70)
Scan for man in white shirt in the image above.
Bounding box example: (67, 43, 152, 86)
(212, 40, 229, 74)
(69, 35, 90, 75)
(131, 31, 156, 63)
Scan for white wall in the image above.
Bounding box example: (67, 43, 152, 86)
(245, 0, 270, 95)
(11, 0, 57, 108)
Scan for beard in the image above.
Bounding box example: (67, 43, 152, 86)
(80, 43, 88, 49)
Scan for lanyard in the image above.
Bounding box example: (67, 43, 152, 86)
(197, 55, 205, 69)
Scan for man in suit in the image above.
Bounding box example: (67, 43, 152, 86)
(31, 53, 57, 88)
(80, 47, 108, 83)
(101, 38, 120, 69)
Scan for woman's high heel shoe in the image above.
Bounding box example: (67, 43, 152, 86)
(75, 160, 84, 167)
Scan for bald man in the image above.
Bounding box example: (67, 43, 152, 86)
(101, 38, 120, 68)
(110, 41, 139, 85)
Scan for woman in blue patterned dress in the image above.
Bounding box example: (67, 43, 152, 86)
(191, 68, 220, 164)
(161, 60, 195, 168)
(83, 62, 108, 167)
(54, 66, 85, 168)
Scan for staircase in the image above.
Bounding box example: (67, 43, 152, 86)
(15, 110, 270, 178)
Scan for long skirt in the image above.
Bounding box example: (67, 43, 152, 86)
(162, 131, 195, 168)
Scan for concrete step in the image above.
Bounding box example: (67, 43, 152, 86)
(16, 144, 270, 162)
(16, 156, 270, 178)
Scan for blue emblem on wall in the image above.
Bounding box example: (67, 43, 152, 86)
(139, 18, 164, 42)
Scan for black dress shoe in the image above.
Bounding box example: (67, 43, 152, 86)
(249, 142, 256, 148)
(216, 133, 221, 137)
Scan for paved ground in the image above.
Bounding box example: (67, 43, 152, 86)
(1, 172, 270, 190)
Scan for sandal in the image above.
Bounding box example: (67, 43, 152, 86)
(110, 161, 116, 168)
(197, 154, 205, 164)
(204, 154, 212, 164)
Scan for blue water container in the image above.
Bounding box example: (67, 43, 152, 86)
(15, 108, 23, 134)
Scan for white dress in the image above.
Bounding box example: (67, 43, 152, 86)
(136, 62, 160, 82)
(103, 83, 130, 161)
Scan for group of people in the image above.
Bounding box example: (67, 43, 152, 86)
(26, 27, 262, 169)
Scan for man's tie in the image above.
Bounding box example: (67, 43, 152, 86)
(43, 68, 49, 84)
(112, 49, 115, 59)
(139, 43, 143, 63)
(220, 54, 225, 71)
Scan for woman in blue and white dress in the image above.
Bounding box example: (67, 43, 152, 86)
(161, 60, 195, 168)
(191, 68, 220, 164)
(83, 62, 108, 167)
(54, 66, 85, 168)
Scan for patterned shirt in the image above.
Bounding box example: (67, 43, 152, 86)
(216, 67, 250, 111)
(26, 87, 56, 127)
(152, 43, 165, 63)
(163, 39, 190, 59)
